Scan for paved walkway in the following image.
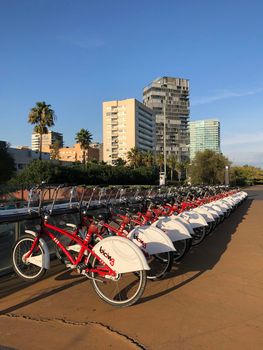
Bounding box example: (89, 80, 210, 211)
(1, 186, 263, 349)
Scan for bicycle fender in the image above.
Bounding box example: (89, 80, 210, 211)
(218, 200, 232, 210)
(209, 203, 225, 215)
(92, 236, 150, 273)
(151, 217, 192, 242)
(169, 215, 195, 235)
(127, 225, 175, 254)
(230, 195, 242, 204)
(203, 204, 224, 216)
(222, 197, 235, 207)
(192, 207, 215, 223)
(200, 205, 220, 219)
(239, 191, 248, 198)
(24, 230, 50, 269)
(178, 211, 208, 228)
(231, 196, 241, 204)
(213, 201, 229, 213)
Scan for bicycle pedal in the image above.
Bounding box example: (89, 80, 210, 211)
(65, 263, 76, 269)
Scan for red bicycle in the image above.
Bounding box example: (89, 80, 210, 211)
(12, 185, 149, 307)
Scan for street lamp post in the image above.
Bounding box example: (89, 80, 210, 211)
(163, 101, 167, 184)
(225, 165, 230, 185)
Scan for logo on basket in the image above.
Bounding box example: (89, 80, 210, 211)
(99, 246, 115, 266)
(134, 233, 147, 249)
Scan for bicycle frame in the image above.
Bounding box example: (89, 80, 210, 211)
(27, 218, 117, 277)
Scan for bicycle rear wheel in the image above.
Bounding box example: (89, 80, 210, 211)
(191, 227, 206, 246)
(90, 257, 147, 307)
(12, 235, 46, 282)
(173, 238, 192, 262)
(204, 221, 214, 236)
(146, 251, 174, 280)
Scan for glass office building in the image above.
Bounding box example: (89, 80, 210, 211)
(189, 119, 220, 161)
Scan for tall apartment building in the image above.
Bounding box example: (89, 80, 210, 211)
(189, 119, 221, 161)
(103, 98, 155, 164)
(143, 76, 190, 162)
(31, 131, 63, 152)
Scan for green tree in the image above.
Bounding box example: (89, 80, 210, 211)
(230, 165, 263, 186)
(175, 160, 190, 182)
(155, 153, 164, 172)
(112, 157, 127, 166)
(189, 150, 230, 185)
(181, 160, 190, 182)
(75, 128, 93, 164)
(0, 142, 15, 183)
(28, 101, 56, 160)
(10, 159, 159, 186)
(100, 160, 107, 166)
(142, 150, 154, 168)
(12, 160, 56, 186)
(127, 148, 142, 169)
(167, 154, 177, 181)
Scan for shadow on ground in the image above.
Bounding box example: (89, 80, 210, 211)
(140, 197, 253, 303)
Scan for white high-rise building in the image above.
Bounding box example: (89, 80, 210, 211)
(143, 76, 190, 162)
(103, 98, 155, 164)
(31, 131, 63, 152)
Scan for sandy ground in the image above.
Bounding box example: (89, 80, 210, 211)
(0, 186, 263, 350)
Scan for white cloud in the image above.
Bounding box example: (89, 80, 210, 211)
(224, 151, 263, 167)
(223, 132, 263, 146)
(222, 132, 263, 167)
(192, 88, 263, 106)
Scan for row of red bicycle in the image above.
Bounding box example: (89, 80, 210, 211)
(12, 184, 247, 307)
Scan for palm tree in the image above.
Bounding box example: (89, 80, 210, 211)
(28, 101, 56, 160)
(126, 148, 142, 169)
(113, 157, 127, 166)
(176, 160, 189, 183)
(167, 154, 177, 181)
(75, 128, 93, 164)
(155, 153, 164, 172)
(142, 150, 154, 167)
(182, 160, 190, 181)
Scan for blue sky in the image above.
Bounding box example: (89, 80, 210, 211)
(0, 0, 263, 166)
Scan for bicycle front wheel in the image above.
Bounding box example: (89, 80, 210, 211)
(12, 235, 46, 282)
(90, 257, 147, 307)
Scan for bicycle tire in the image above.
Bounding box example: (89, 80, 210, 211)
(90, 256, 147, 307)
(173, 238, 192, 262)
(146, 251, 174, 280)
(205, 222, 214, 236)
(100, 227, 173, 280)
(191, 226, 206, 246)
(12, 235, 46, 282)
